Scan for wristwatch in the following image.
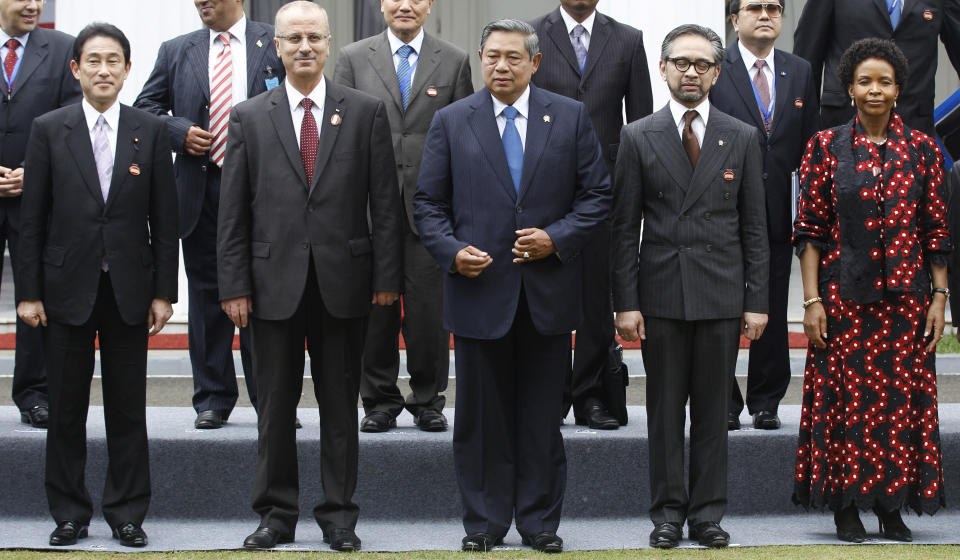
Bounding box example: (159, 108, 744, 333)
(933, 288, 950, 298)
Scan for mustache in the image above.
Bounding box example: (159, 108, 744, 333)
(294, 53, 317, 60)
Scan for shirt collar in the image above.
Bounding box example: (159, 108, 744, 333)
(387, 27, 425, 55)
(0, 27, 29, 49)
(285, 77, 326, 114)
(81, 97, 121, 134)
(491, 85, 531, 120)
(669, 97, 710, 128)
(737, 40, 774, 75)
(209, 15, 246, 47)
(559, 6, 596, 37)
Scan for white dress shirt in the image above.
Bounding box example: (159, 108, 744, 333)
(669, 97, 710, 147)
(738, 41, 775, 119)
(559, 6, 596, 51)
(492, 86, 530, 151)
(387, 28, 424, 84)
(208, 16, 248, 105)
(286, 78, 326, 148)
(81, 97, 120, 159)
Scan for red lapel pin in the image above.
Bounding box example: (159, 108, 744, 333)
(426, 86, 438, 97)
(794, 98, 804, 109)
(330, 113, 341, 127)
(924, 10, 934, 20)
(723, 170, 735, 181)
(129, 164, 141, 176)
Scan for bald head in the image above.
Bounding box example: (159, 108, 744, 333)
(274, 1, 331, 95)
(275, 0, 328, 33)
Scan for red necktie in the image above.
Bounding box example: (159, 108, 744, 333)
(300, 98, 319, 184)
(4, 39, 19, 90)
(209, 33, 233, 167)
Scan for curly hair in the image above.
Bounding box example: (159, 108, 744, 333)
(836, 38, 908, 91)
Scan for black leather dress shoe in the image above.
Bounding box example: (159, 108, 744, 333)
(112, 522, 148, 547)
(323, 528, 361, 551)
(21, 405, 49, 429)
(194, 410, 223, 429)
(575, 399, 619, 430)
(243, 526, 292, 549)
(752, 410, 781, 430)
(49, 521, 88, 546)
(727, 412, 741, 430)
(360, 411, 396, 433)
(461, 533, 503, 551)
(295, 417, 302, 429)
(689, 521, 729, 548)
(649, 521, 682, 548)
(521, 532, 563, 553)
(415, 409, 448, 432)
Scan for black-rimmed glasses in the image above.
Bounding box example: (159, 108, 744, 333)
(666, 57, 717, 74)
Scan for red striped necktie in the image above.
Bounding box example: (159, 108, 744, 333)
(209, 33, 233, 167)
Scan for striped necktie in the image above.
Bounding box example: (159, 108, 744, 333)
(209, 32, 233, 167)
(396, 44, 414, 109)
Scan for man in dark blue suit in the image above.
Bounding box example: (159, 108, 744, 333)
(0, 0, 81, 428)
(135, 0, 284, 429)
(414, 19, 610, 553)
(710, 0, 819, 430)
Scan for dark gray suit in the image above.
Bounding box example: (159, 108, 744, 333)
(1, 27, 81, 413)
(218, 79, 402, 534)
(612, 105, 768, 525)
(333, 30, 473, 420)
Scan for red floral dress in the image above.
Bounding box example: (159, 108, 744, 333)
(792, 114, 949, 514)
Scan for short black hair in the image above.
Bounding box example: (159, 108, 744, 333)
(836, 37, 908, 91)
(728, 0, 785, 16)
(73, 23, 131, 64)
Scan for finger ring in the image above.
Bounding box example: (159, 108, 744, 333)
(523, 251, 530, 259)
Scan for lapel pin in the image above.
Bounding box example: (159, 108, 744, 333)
(132, 137, 140, 150)
(723, 170, 735, 181)
(543, 115, 551, 123)
(780, 71, 786, 76)
(330, 112, 342, 127)
(924, 10, 934, 20)
(129, 164, 141, 176)
(718, 139, 724, 146)
(794, 98, 804, 109)
(426, 86, 438, 97)
(256, 39, 263, 48)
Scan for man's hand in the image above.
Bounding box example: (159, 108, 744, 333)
(0, 166, 24, 197)
(742, 312, 768, 341)
(372, 291, 400, 306)
(147, 298, 174, 336)
(184, 125, 214, 156)
(615, 310, 645, 342)
(512, 228, 556, 263)
(17, 300, 46, 328)
(221, 296, 252, 328)
(454, 245, 493, 278)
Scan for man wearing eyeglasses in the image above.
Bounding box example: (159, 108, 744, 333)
(794, 0, 960, 136)
(135, 0, 284, 430)
(710, 0, 818, 432)
(0, 0, 80, 430)
(612, 24, 768, 549)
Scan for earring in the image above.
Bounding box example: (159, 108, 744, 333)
(893, 98, 898, 108)
(851, 98, 855, 107)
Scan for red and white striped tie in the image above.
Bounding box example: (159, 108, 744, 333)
(209, 32, 233, 167)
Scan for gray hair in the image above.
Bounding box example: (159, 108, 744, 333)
(660, 24, 724, 66)
(479, 19, 540, 61)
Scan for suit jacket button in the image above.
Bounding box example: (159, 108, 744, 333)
(679, 214, 687, 221)
(657, 191, 664, 199)
(516, 206, 523, 214)
(201, 164, 207, 172)
(302, 243, 309, 249)
(706, 244, 713, 252)
(703, 212, 711, 220)
(763, 172, 769, 180)
(723, 192, 731, 199)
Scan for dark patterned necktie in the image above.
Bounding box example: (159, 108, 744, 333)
(754, 59, 771, 132)
(682, 110, 700, 168)
(300, 98, 319, 184)
(3, 38, 18, 90)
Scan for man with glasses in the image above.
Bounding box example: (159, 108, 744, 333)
(218, 1, 402, 551)
(0, 0, 80, 429)
(794, 0, 960, 135)
(710, 0, 818, 432)
(135, 0, 284, 430)
(612, 24, 769, 549)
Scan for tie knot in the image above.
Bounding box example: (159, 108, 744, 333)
(218, 33, 231, 47)
(754, 59, 766, 70)
(683, 110, 698, 127)
(301, 98, 313, 111)
(397, 44, 414, 58)
(502, 106, 518, 121)
(96, 114, 108, 130)
(571, 24, 585, 39)
(5, 38, 18, 51)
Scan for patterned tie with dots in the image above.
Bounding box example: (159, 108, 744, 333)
(300, 98, 319, 184)
(3, 39, 19, 91)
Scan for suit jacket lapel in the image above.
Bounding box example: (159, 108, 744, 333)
(546, 9, 581, 76)
(64, 106, 105, 208)
(12, 30, 47, 96)
(873, 0, 894, 30)
(408, 33, 441, 109)
(245, 24, 272, 95)
(310, 79, 343, 196)
(104, 106, 139, 213)
(681, 114, 731, 213)
(468, 93, 516, 201)
(770, 50, 793, 138)
(580, 13, 610, 84)
(267, 86, 308, 189)
(369, 32, 404, 113)
(188, 30, 210, 103)
(518, 87, 553, 201)
(645, 106, 692, 193)
(725, 44, 767, 132)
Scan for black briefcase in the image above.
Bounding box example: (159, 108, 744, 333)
(601, 342, 629, 426)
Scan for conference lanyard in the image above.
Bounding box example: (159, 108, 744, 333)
(749, 65, 775, 130)
(3, 46, 23, 98)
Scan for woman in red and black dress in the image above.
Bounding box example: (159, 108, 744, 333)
(793, 38, 949, 543)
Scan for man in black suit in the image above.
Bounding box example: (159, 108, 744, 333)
(334, 0, 473, 433)
(0, 0, 81, 428)
(794, 0, 960, 136)
(612, 24, 769, 549)
(710, 0, 819, 430)
(530, 0, 652, 429)
(135, 0, 284, 429)
(217, 1, 402, 551)
(17, 23, 178, 548)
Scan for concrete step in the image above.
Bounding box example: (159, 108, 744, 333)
(4, 405, 959, 523)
